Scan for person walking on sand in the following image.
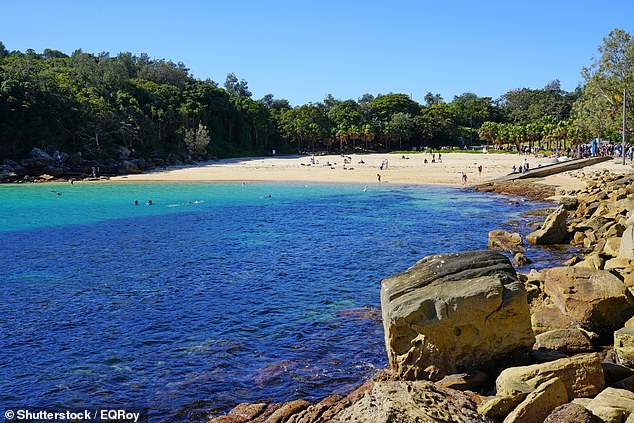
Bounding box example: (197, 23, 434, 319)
(377, 173, 381, 183)
(477, 164, 482, 177)
(461, 172, 468, 185)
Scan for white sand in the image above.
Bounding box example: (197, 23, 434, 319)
(110, 152, 633, 191)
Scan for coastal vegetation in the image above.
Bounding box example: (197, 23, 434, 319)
(0, 28, 631, 164)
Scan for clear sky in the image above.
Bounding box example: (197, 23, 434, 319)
(2, 0, 633, 106)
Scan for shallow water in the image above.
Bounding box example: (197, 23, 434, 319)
(0, 182, 562, 421)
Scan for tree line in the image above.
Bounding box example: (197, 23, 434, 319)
(0, 28, 631, 161)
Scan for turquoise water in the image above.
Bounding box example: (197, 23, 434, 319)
(0, 182, 545, 421)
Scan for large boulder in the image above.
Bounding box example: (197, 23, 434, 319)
(584, 387, 634, 423)
(526, 207, 569, 245)
(496, 353, 605, 399)
(381, 250, 535, 380)
(544, 267, 634, 336)
(333, 380, 492, 423)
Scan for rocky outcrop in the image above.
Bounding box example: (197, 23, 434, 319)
(534, 329, 594, 354)
(584, 387, 634, 422)
(526, 207, 569, 245)
(380, 250, 534, 380)
(495, 353, 605, 400)
(488, 230, 525, 253)
(502, 377, 568, 423)
(543, 267, 634, 337)
(333, 380, 491, 423)
(211, 374, 493, 423)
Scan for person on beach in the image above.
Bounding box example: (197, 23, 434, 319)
(477, 165, 482, 177)
(377, 173, 381, 183)
(461, 172, 468, 185)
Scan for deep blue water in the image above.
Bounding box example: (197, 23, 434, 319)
(0, 182, 558, 421)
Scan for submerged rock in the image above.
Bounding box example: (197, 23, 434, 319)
(488, 230, 525, 253)
(380, 250, 534, 380)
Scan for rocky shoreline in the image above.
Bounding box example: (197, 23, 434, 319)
(0, 147, 209, 183)
(210, 168, 634, 423)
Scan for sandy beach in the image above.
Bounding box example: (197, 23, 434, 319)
(110, 152, 633, 190)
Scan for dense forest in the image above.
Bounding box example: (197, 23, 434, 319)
(0, 28, 632, 167)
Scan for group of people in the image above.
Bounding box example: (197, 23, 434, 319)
(134, 200, 153, 206)
(512, 158, 530, 174)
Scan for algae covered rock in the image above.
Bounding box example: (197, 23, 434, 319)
(380, 250, 534, 380)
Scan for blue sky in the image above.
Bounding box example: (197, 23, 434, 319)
(2, 0, 633, 106)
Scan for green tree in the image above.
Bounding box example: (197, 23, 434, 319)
(574, 28, 634, 139)
(224, 72, 252, 98)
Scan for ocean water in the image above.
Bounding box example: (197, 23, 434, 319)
(0, 182, 552, 421)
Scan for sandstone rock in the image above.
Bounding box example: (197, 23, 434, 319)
(262, 399, 310, 423)
(526, 207, 569, 245)
(626, 316, 634, 328)
(215, 403, 267, 422)
(513, 252, 531, 267)
(543, 403, 593, 423)
(531, 301, 577, 334)
(604, 258, 634, 274)
(558, 196, 579, 210)
(334, 380, 492, 423)
(496, 353, 605, 399)
(585, 387, 634, 423)
(574, 253, 604, 270)
(436, 370, 489, 391)
(488, 230, 525, 253)
(502, 377, 568, 423)
(380, 250, 535, 380)
(620, 225, 634, 260)
(117, 160, 142, 174)
(615, 328, 634, 368)
(604, 237, 623, 258)
(534, 329, 594, 354)
(565, 256, 580, 266)
(478, 395, 527, 421)
(544, 267, 634, 336)
(572, 231, 586, 245)
(603, 362, 634, 387)
(29, 147, 53, 160)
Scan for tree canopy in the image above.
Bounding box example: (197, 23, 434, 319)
(1, 29, 632, 162)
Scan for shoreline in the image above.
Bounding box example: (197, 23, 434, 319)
(208, 163, 634, 422)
